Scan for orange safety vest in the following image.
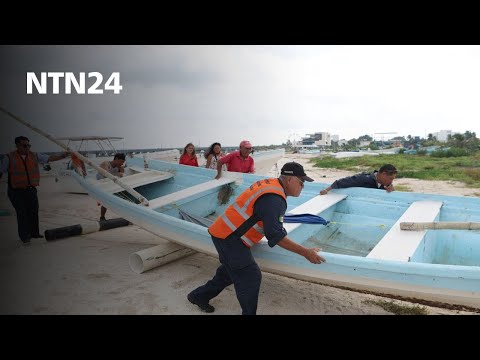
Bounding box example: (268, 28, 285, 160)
(7, 151, 41, 188)
(208, 178, 286, 248)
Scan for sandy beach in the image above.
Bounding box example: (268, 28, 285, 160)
(0, 153, 478, 315)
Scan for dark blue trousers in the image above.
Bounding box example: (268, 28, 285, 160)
(189, 235, 262, 315)
(7, 186, 40, 242)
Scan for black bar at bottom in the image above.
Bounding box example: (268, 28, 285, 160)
(45, 218, 131, 241)
(99, 218, 131, 231)
(45, 224, 83, 241)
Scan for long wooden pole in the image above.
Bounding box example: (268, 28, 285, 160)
(0, 106, 149, 207)
(400, 222, 480, 231)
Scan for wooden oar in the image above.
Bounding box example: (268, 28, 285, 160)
(400, 222, 480, 231)
(0, 106, 149, 207)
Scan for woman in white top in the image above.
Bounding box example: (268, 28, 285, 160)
(205, 142, 225, 170)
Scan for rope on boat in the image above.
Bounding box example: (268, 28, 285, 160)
(329, 221, 387, 228)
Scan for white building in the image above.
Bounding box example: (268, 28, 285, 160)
(313, 132, 331, 146)
(432, 130, 454, 142)
(300, 132, 331, 147)
(359, 140, 372, 147)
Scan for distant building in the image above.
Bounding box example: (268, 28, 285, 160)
(359, 140, 371, 147)
(392, 140, 403, 148)
(300, 132, 332, 147)
(432, 130, 455, 142)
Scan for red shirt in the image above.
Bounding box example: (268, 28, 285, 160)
(220, 151, 254, 173)
(179, 154, 199, 167)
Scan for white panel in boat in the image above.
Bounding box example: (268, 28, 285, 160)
(148, 177, 235, 209)
(367, 200, 443, 262)
(94, 170, 174, 193)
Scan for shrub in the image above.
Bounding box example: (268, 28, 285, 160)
(431, 147, 469, 157)
(464, 168, 480, 181)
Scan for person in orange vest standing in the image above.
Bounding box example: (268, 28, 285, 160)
(0, 136, 69, 245)
(187, 162, 326, 315)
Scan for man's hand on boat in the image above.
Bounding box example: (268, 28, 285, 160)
(304, 247, 326, 264)
(385, 183, 395, 192)
(278, 237, 326, 264)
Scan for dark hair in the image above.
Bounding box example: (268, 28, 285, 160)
(114, 153, 126, 161)
(379, 164, 397, 175)
(15, 136, 29, 145)
(204, 142, 221, 159)
(183, 143, 196, 157)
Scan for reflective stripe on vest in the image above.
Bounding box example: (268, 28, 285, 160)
(208, 178, 286, 247)
(8, 151, 40, 188)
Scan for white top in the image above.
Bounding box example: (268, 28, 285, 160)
(96, 161, 121, 180)
(206, 153, 226, 170)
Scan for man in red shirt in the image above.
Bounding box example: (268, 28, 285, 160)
(215, 140, 255, 179)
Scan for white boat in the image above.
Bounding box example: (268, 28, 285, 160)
(71, 156, 480, 310)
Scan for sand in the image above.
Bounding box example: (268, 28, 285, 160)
(277, 153, 480, 197)
(0, 154, 478, 315)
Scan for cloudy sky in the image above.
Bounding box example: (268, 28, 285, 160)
(1, 45, 479, 152)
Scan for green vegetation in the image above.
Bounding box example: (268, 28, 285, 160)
(363, 299, 428, 315)
(311, 153, 480, 187)
(430, 147, 469, 157)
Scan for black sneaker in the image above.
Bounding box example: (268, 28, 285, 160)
(100, 217, 106, 221)
(187, 293, 215, 313)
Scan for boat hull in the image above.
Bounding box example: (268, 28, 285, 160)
(72, 157, 480, 310)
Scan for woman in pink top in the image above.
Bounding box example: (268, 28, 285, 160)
(179, 143, 199, 167)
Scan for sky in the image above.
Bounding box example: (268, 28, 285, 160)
(1, 45, 480, 153)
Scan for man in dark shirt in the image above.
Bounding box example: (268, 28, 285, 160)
(320, 164, 397, 195)
(187, 162, 326, 315)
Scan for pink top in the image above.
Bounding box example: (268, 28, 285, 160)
(179, 154, 199, 167)
(219, 151, 254, 173)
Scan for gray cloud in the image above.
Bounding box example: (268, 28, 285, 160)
(1, 45, 479, 153)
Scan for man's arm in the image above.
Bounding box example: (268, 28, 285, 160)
(215, 153, 232, 179)
(46, 152, 69, 163)
(320, 185, 333, 195)
(254, 194, 325, 264)
(276, 237, 325, 264)
(320, 174, 376, 195)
